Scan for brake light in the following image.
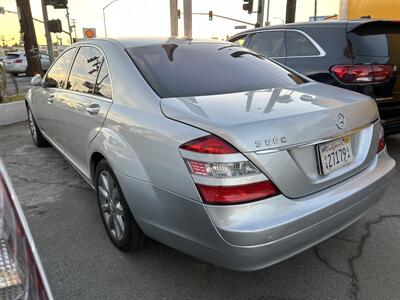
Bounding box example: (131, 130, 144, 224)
(0, 170, 51, 298)
(180, 135, 237, 154)
(14, 59, 23, 64)
(377, 136, 386, 153)
(331, 64, 394, 83)
(180, 135, 280, 205)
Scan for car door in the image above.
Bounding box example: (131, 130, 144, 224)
(245, 30, 286, 64)
(54, 46, 112, 173)
(284, 30, 326, 78)
(30, 48, 76, 139)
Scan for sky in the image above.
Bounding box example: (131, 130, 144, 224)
(0, 0, 340, 46)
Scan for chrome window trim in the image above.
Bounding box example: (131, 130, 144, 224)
(254, 119, 378, 155)
(247, 28, 326, 59)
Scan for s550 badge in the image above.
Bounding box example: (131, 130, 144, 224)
(255, 136, 288, 148)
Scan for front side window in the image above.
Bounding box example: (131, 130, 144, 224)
(247, 31, 285, 58)
(66, 46, 103, 94)
(286, 31, 320, 57)
(126, 42, 306, 98)
(94, 60, 112, 99)
(230, 35, 247, 46)
(44, 48, 76, 88)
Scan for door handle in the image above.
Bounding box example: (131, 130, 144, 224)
(86, 103, 100, 115)
(48, 94, 55, 104)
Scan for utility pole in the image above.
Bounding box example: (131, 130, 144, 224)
(285, 0, 297, 23)
(183, 0, 192, 38)
(15, 0, 42, 76)
(169, 0, 178, 36)
(66, 7, 73, 44)
(40, 0, 54, 63)
(339, 0, 348, 20)
(71, 19, 77, 40)
(314, 0, 317, 21)
(266, 0, 270, 24)
(256, 0, 265, 27)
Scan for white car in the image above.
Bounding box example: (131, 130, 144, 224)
(2, 52, 51, 76)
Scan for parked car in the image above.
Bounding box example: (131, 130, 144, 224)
(230, 19, 400, 135)
(2, 52, 50, 76)
(0, 160, 52, 299)
(25, 37, 395, 271)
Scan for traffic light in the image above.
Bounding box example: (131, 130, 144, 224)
(242, 0, 253, 14)
(44, 0, 68, 9)
(208, 10, 213, 21)
(47, 19, 62, 33)
(178, 9, 181, 19)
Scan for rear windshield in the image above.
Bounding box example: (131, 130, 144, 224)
(126, 43, 306, 98)
(5, 54, 20, 59)
(349, 22, 400, 57)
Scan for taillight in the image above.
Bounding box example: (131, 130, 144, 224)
(180, 135, 280, 205)
(331, 64, 394, 84)
(377, 136, 386, 154)
(14, 59, 23, 64)
(0, 168, 51, 299)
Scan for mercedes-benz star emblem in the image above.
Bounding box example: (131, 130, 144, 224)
(336, 113, 346, 130)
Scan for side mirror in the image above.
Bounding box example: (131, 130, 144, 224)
(31, 74, 42, 87)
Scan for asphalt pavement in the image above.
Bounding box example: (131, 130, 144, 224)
(0, 122, 399, 299)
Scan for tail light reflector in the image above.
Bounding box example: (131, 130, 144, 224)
(377, 136, 386, 153)
(180, 135, 280, 205)
(0, 170, 51, 299)
(14, 59, 23, 64)
(331, 64, 394, 83)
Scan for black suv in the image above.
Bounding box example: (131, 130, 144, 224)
(230, 20, 400, 135)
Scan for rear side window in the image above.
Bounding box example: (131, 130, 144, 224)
(45, 48, 76, 88)
(66, 46, 103, 94)
(247, 31, 285, 57)
(94, 60, 112, 99)
(349, 22, 400, 57)
(126, 42, 306, 98)
(286, 31, 320, 57)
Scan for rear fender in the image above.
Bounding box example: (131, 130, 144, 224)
(87, 127, 149, 185)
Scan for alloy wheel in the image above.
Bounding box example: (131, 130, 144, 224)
(97, 170, 126, 241)
(28, 109, 37, 143)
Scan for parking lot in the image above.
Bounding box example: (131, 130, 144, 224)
(0, 121, 399, 299)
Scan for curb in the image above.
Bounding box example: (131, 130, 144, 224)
(0, 101, 27, 126)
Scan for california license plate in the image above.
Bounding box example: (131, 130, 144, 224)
(317, 136, 354, 175)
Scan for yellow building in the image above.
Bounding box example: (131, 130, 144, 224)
(340, 0, 400, 20)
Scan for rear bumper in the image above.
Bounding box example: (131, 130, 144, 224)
(3, 64, 26, 73)
(203, 150, 395, 270)
(117, 150, 395, 272)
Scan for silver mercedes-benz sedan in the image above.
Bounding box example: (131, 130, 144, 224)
(25, 37, 395, 271)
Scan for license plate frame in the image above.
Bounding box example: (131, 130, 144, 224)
(316, 136, 354, 175)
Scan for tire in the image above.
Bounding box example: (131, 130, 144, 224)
(26, 105, 50, 147)
(95, 159, 147, 251)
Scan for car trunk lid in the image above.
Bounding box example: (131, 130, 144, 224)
(161, 82, 380, 198)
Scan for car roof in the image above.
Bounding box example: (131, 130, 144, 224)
(230, 19, 395, 39)
(73, 36, 231, 49)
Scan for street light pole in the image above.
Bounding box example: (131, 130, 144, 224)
(103, 0, 119, 38)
